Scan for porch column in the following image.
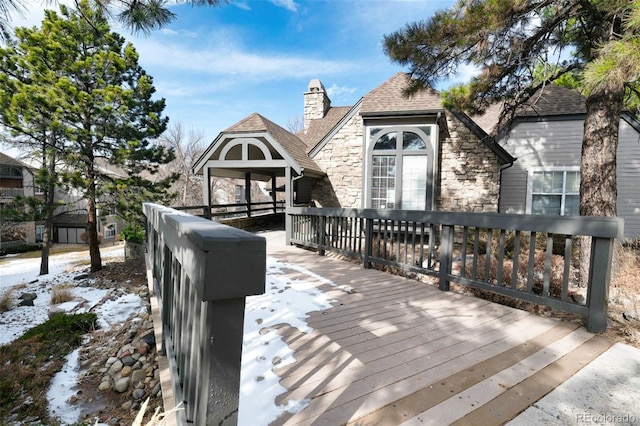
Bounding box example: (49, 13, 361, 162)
(271, 173, 277, 213)
(285, 167, 291, 245)
(203, 166, 211, 220)
(245, 172, 251, 217)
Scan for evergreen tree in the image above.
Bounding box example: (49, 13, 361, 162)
(0, 32, 68, 275)
(0, 0, 227, 37)
(383, 0, 640, 221)
(0, 2, 177, 272)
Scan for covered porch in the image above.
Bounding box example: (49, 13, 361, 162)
(192, 113, 325, 236)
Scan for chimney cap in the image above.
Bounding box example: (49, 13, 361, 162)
(307, 79, 326, 93)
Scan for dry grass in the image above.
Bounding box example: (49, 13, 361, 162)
(463, 251, 569, 299)
(0, 289, 15, 313)
(0, 282, 28, 313)
(51, 283, 74, 304)
(606, 245, 640, 347)
(131, 398, 183, 426)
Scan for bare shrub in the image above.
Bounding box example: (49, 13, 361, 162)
(51, 283, 74, 304)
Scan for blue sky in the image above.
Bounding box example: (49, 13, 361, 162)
(12, 0, 466, 145)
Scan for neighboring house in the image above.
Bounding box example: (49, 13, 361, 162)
(479, 84, 640, 240)
(0, 152, 124, 245)
(0, 151, 40, 246)
(51, 157, 125, 244)
(194, 73, 639, 241)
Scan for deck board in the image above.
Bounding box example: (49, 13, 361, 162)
(265, 244, 610, 426)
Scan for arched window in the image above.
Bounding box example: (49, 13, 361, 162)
(369, 126, 434, 210)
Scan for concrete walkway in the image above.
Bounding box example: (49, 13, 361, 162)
(261, 229, 640, 425)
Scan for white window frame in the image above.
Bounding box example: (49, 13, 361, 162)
(36, 225, 45, 242)
(104, 223, 117, 238)
(365, 124, 437, 210)
(526, 167, 580, 215)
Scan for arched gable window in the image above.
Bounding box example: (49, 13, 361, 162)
(368, 126, 435, 210)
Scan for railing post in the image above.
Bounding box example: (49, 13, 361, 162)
(439, 224, 454, 291)
(319, 215, 326, 256)
(364, 217, 373, 269)
(586, 236, 614, 333)
(195, 298, 246, 425)
(143, 203, 266, 425)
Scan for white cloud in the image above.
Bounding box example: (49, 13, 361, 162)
(269, 0, 298, 12)
(134, 38, 355, 81)
(233, 1, 252, 11)
(326, 83, 357, 102)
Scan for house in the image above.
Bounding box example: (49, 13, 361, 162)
(0, 151, 124, 245)
(485, 84, 640, 239)
(51, 157, 125, 244)
(194, 73, 639, 240)
(0, 151, 41, 247)
(194, 73, 512, 217)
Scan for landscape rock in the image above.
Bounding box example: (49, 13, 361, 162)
(113, 377, 130, 393)
(19, 292, 38, 301)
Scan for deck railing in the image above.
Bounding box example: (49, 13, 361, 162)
(288, 207, 624, 333)
(173, 201, 285, 220)
(144, 203, 266, 425)
(0, 187, 24, 198)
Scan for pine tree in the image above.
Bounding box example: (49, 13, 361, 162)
(383, 0, 640, 221)
(0, 1, 177, 272)
(0, 0, 227, 37)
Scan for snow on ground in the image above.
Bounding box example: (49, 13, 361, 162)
(0, 246, 338, 425)
(0, 245, 126, 345)
(239, 257, 336, 426)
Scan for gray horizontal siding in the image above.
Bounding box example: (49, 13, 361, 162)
(617, 120, 640, 239)
(499, 119, 640, 240)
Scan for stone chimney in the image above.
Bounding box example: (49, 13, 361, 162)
(303, 79, 331, 132)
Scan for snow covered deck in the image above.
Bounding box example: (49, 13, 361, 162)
(264, 235, 615, 425)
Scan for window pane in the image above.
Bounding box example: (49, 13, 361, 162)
(374, 132, 397, 150)
(532, 194, 561, 215)
(372, 156, 396, 209)
(552, 172, 564, 192)
(403, 132, 426, 150)
(402, 156, 427, 209)
(564, 195, 580, 216)
(542, 172, 554, 193)
(531, 172, 540, 193)
(566, 171, 580, 193)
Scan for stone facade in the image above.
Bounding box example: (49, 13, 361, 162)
(310, 111, 500, 212)
(436, 113, 501, 212)
(303, 79, 331, 132)
(311, 112, 364, 208)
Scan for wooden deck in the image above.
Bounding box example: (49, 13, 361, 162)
(265, 242, 614, 426)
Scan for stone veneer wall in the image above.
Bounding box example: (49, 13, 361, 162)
(437, 112, 500, 212)
(303, 91, 331, 132)
(310, 112, 364, 208)
(310, 111, 501, 211)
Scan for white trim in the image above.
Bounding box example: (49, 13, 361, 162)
(204, 159, 289, 169)
(219, 138, 273, 161)
(526, 167, 580, 215)
(104, 223, 117, 238)
(364, 124, 437, 209)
